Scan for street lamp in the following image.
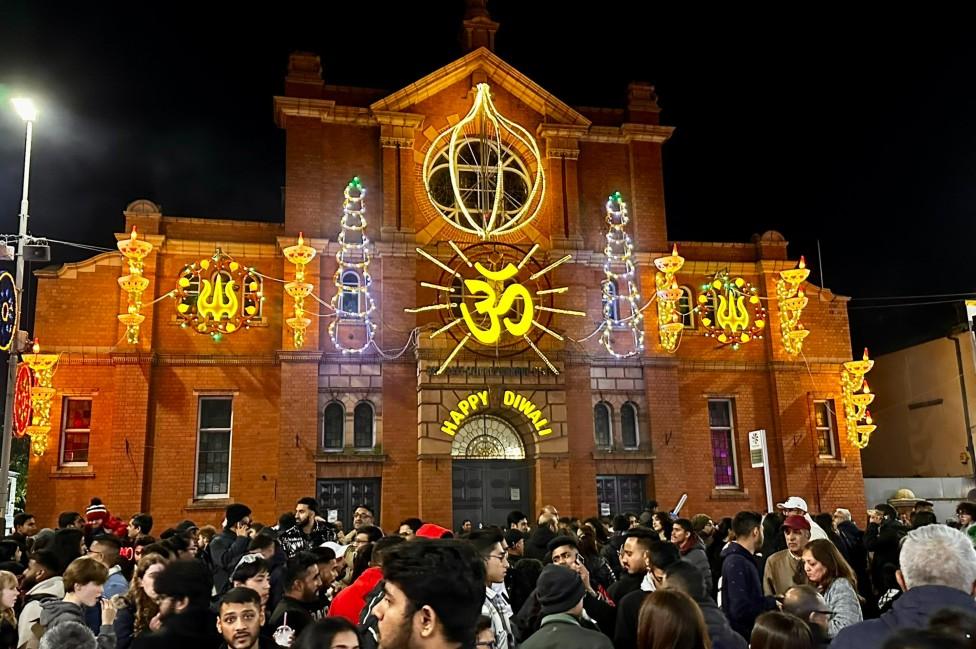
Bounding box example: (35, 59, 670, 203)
(0, 97, 38, 528)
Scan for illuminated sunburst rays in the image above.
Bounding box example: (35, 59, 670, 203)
(410, 243, 582, 375)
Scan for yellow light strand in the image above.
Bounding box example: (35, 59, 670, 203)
(420, 282, 455, 292)
(448, 241, 473, 267)
(536, 287, 569, 296)
(523, 335, 559, 375)
(405, 303, 456, 313)
(416, 248, 459, 277)
(518, 243, 540, 270)
(436, 334, 471, 375)
(530, 319, 564, 341)
(529, 255, 572, 281)
(536, 305, 587, 317)
(429, 318, 462, 339)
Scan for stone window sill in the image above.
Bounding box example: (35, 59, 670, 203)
(185, 498, 233, 510)
(710, 488, 750, 501)
(314, 452, 388, 463)
(591, 450, 655, 461)
(49, 467, 96, 479)
(815, 457, 847, 468)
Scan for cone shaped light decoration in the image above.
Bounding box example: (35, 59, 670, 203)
(422, 83, 545, 239)
(22, 339, 59, 456)
(599, 192, 643, 358)
(842, 347, 877, 448)
(283, 232, 317, 349)
(776, 256, 811, 355)
(329, 177, 376, 353)
(654, 245, 685, 353)
(117, 227, 154, 345)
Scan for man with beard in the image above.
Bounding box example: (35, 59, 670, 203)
(9, 512, 37, 567)
(133, 559, 219, 648)
(18, 550, 64, 649)
(268, 552, 322, 644)
(372, 539, 484, 649)
(217, 587, 275, 649)
(608, 528, 653, 603)
(279, 498, 337, 558)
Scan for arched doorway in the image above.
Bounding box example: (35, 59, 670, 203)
(451, 415, 531, 532)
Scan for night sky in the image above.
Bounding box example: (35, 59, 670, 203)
(0, 3, 971, 355)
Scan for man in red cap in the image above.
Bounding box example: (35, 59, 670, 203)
(763, 514, 811, 596)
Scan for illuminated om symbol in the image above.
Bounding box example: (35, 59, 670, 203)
(717, 290, 750, 333)
(460, 262, 534, 344)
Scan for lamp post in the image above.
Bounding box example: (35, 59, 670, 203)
(0, 98, 38, 528)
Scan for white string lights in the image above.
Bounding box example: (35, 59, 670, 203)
(329, 177, 376, 353)
(599, 192, 644, 358)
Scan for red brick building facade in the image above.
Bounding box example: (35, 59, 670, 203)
(25, 29, 866, 532)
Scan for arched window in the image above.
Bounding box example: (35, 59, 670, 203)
(323, 402, 344, 450)
(341, 271, 361, 316)
(354, 401, 374, 449)
(594, 402, 612, 448)
(621, 402, 639, 449)
(678, 286, 695, 329)
(603, 281, 620, 323)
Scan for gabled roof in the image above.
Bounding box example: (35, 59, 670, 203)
(370, 47, 591, 127)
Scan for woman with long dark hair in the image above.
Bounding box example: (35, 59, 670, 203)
(636, 589, 710, 649)
(113, 553, 169, 649)
(750, 611, 813, 649)
(802, 539, 863, 637)
(651, 513, 673, 543)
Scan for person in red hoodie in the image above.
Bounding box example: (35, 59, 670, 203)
(328, 535, 405, 624)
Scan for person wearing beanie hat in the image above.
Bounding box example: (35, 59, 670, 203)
(762, 514, 811, 597)
(518, 565, 613, 649)
(691, 514, 715, 545)
(205, 503, 253, 593)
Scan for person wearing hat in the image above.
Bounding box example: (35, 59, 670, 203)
(518, 564, 613, 649)
(206, 503, 254, 593)
(762, 515, 811, 596)
(776, 497, 828, 541)
(864, 503, 906, 601)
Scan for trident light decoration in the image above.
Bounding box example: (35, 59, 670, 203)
(776, 256, 811, 355)
(330, 177, 376, 353)
(698, 270, 767, 350)
(599, 192, 644, 358)
(422, 83, 545, 239)
(283, 232, 317, 349)
(842, 348, 876, 449)
(116, 226, 154, 345)
(174, 249, 262, 341)
(0, 271, 19, 352)
(22, 339, 58, 457)
(654, 245, 686, 353)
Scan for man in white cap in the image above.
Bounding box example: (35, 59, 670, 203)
(776, 497, 828, 541)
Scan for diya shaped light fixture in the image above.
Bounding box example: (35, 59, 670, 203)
(698, 270, 767, 350)
(654, 245, 686, 353)
(21, 339, 58, 457)
(174, 249, 262, 341)
(842, 347, 876, 449)
(776, 256, 811, 355)
(116, 226, 154, 345)
(599, 192, 644, 358)
(329, 177, 376, 353)
(422, 83, 545, 239)
(283, 232, 317, 349)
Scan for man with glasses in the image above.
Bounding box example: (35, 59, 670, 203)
(207, 503, 254, 593)
(469, 530, 515, 649)
(340, 505, 376, 543)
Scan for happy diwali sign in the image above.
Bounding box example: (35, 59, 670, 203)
(440, 389, 552, 437)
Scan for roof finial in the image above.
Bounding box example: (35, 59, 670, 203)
(462, 0, 499, 53)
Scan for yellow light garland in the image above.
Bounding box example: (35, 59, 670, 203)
(283, 232, 317, 349)
(842, 347, 876, 449)
(654, 245, 685, 353)
(116, 227, 154, 345)
(22, 339, 59, 457)
(776, 256, 811, 355)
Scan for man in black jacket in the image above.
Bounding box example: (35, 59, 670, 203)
(278, 497, 337, 558)
(524, 507, 558, 561)
(613, 540, 682, 649)
(207, 504, 254, 594)
(133, 560, 221, 649)
(720, 511, 777, 640)
(600, 515, 630, 579)
(864, 504, 906, 600)
(607, 528, 653, 603)
(665, 561, 746, 649)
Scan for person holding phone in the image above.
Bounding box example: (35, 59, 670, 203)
(207, 504, 254, 594)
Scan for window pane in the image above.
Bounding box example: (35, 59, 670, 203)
(814, 401, 828, 428)
(708, 400, 731, 428)
(324, 403, 344, 449)
(65, 400, 91, 429)
(197, 430, 230, 496)
(604, 281, 620, 321)
(711, 429, 735, 486)
(594, 403, 611, 447)
(679, 288, 694, 328)
(621, 403, 638, 448)
(200, 399, 232, 429)
(354, 402, 373, 448)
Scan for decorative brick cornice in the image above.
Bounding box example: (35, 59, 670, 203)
(380, 136, 415, 148)
(273, 97, 377, 128)
(581, 124, 674, 144)
(157, 355, 276, 366)
(546, 148, 580, 160)
(110, 352, 156, 366)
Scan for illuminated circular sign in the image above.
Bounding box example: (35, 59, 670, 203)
(0, 272, 18, 352)
(13, 364, 33, 438)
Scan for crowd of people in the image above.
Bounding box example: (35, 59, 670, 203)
(0, 493, 972, 649)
